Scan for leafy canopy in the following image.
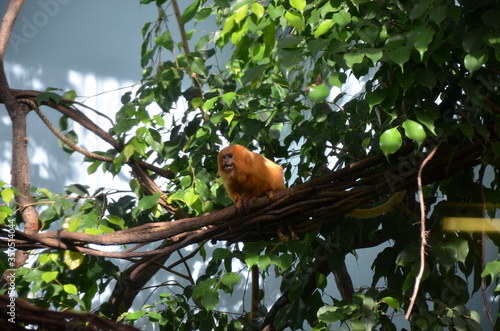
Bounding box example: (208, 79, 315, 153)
(1, 0, 500, 330)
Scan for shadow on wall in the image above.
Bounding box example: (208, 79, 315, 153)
(0, 0, 155, 191)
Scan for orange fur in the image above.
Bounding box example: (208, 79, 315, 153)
(218, 145, 285, 207)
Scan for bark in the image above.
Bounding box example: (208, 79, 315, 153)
(0, 1, 39, 272)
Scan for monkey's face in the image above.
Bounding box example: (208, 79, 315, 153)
(221, 152, 235, 173)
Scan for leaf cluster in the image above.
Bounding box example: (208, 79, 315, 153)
(2, 0, 500, 330)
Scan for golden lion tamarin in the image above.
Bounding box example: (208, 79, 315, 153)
(218, 145, 285, 208)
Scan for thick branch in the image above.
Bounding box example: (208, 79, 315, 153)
(0, 295, 139, 331)
(0, 136, 487, 257)
(0, 1, 39, 271)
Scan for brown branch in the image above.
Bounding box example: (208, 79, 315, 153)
(261, 243, 368, 331)
(0, 1, 40, 272)
(0, 136, 487, 257)
(110, 250, 172, 319)
(109, 240, 206, 319)
(0, 295, 139, 331)
(170, 0, 208, 121)
(3, 90, 175, 180)
(405, 143, 439, 320)
(334, 258, 354, 301)
(0, 0, 24, 60)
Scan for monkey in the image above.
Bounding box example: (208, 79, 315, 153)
(218, 144, 285, 209)
(218, 144, 405, 217)
(218, 144, 285, 320)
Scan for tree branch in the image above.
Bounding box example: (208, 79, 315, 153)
(0, 0, 24, 60)
(0, 1, 40, 272)
(405, 143, 439, 319)
(0, 135, 487, 257)
(0, 295, 140, 331)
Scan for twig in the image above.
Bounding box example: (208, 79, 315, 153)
(405, 144, 440, 320)
(170, 0, 208, 120)
(0, 0, 24, 60)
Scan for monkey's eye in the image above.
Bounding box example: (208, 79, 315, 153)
(226, 153, 233, 158)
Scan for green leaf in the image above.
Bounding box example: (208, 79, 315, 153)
(258, 255, 271, 270)
(181, 0, 200, 24)
(365, 89, 387, 111)
(0, 206, 13, 224)
(251, 2, 265, 19)
(344, 52, 365, 68)
(41, 271, 59, 283)
(137, 193, 161, 212)
(125, 310, 147, 321)
(395, 69, 415, 89)
(64, 250, 84, 270)
(148, 311, 162, 322)
(188, 56, 207, 77)
(359, 24, 380, 44)
(1, 188, 14, 204)
(202, 96, 218, 112)
(155, 30, 174, 51)
(59, 130, 79, 155)
(63, 284, 78, 295)
(434, 241, 461, 270)
(107, 215, 125, 228)
(464, 50, 489, 74)
(382, 296, 401, 310)
(430, 5, 447, 24)
(285, 11, 304, 29)
(402, 119, 426, 147)
(65, 184, 89, 196)
(36, 92, 62, 105)
(328, 72, 347, 88)
(316, 273, 327, 290)
(196, 7, 212, 22)
(410, 2, 428, 20)
(123, 144, 135, 162)
(380, 127, 402, 156)
(193, 278, 217, 299)
(278, 35, 304, 49)
(332, 11, 351, 27)
(276, 254, 293, 271)
(62, 90, 77, 100)
(482, 260, 500, 278)
(221, 92, 236, 106)
(278, 48, 304, 70)
(39, 206, 57, 222)
(412, 27, 435, 60)
(314, 20, 332, 38)
(184, 188, 199, 207)
(290, 0, 306, 12)
(234, 4, 248, 24)
(454, 238, 469, 264)
(389, 47, 411, 72)
(308, 84, 330, 103)
(241, 64, 268, 85)
(363, 48, 383, 65)
(201, 289, 219, 311)
(191, 96, 203, 109)
(221, 272, 241, 287)
(317, 306, 340, 324)
(244, 252, 259, 268)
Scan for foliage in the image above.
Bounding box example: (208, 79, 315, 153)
(1, 0, 500, 330)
